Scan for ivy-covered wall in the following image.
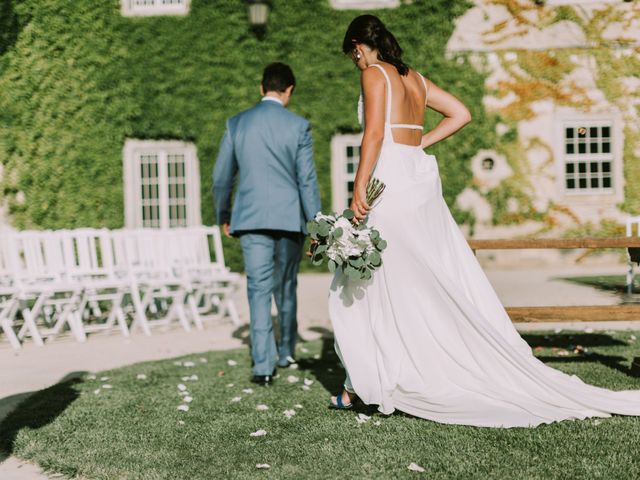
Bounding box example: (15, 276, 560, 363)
(0, 0, 495, 270)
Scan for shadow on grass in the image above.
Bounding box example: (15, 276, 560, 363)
(520, 332, 627, 348)
(0, 372, 85, 462)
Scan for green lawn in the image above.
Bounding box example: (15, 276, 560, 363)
(2, 331, 640, 479)
(561, 274, 638, 295)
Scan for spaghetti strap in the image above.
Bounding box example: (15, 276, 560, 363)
(417, 72, 430, 107)
(369, 64, 392, 124)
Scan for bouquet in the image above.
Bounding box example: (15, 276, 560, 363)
(307, 178, 387, 281)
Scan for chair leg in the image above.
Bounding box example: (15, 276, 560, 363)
(225, 298, 241, 326)
(1, 318, 21, 349)
(130, 285, 151, 336)
(187, 294, 204, 330)
(20, 307, 44, 346)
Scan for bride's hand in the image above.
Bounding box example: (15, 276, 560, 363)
(350, 184, 370, 222)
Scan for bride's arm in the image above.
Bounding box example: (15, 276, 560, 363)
(351, 67, 386, 221)
(420, 79, 471, 150)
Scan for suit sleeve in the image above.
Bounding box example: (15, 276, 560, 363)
(212, 121, 237, 225)
(295, 120, 322, 223)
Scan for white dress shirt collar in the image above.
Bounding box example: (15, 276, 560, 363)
(261, 96, 284, 106)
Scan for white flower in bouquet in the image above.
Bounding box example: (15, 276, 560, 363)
(307, 177, 387, 281)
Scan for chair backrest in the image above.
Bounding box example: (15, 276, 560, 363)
(626, 216, 640, 237)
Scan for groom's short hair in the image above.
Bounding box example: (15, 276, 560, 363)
(262, 63, 296, 94)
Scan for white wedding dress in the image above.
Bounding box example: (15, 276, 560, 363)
(328, 64, 640, 428)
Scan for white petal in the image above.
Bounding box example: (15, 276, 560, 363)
(226, 383, 235, 388)
(136, 374, 147, 380)
(300, 347, 309, 353)
(256, 404, 269, 411)
(199, 358, 208, 363)
(173, 361, 182, 366)
(231, 396, 242, 403)
(301, 385, 311, 391)
(102, 384, 113, 389)
(250, 429, 267, 437)
(242, 388, 254, 394)
(287, 375, 299, 383)
(374, 420, 381, 426)
(87, 374, 97, 380)
(407, 463, 426, 473)
(189, 374, 199, 381)
(184, 396, 193, 403)
(313, 354, 320, 360)
(303, 378, 314, 386)
(179, 391, 189, 396)
(227, 360, 238, 366)
(177, 384, 187, 391)
(294, 404, 303, 409)
(100, 376, 109, 381)
(183, 361, 195, 367)
(256, 464, 271, 469)
(178, 420, 185, 425)
(289, 363, 299, 370)
(283, 409, 296, 418)
(177, 405, 189, 412)
(93, 389, 101, 395)
(181, 376, 190, 381)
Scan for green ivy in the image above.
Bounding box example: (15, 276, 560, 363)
(0, 0, 494, 271)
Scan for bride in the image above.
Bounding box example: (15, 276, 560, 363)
(328, 14, 640, 428)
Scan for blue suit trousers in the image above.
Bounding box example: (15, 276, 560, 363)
(239, 230, 304, 376)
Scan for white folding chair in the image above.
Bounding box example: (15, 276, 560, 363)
(626, 216, 640, 296)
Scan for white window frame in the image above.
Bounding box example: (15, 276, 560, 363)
(123, 139, 201, 228)
(329, 0, 399, 10)
(553, 112, 624, 203)
(121, 0, 191, 17)
(331, 134, 363, 212)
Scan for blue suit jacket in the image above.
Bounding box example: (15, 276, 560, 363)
(213, 99, 321, 235)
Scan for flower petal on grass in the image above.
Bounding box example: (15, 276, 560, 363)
(177, 405, 189, 412)
(93, 389, 101, 395)
(256, 464, 271, 469)
(303, 378, 314, 386)
(374, 420, 381, 426)
(301, 385, 311, 391)
(136, 374, 147, 380)
(313, 354, 320, 360)
(231, 396, 242, 403)
(87, 374, 97, 380)
(289, 364, 299, 370)
(250, 429, 267, 437)
(177, 384, 187, 391)
(407, 463, 426, 473)
(184, 396, 193, 403)
(189, 374, 198, 381)
(300, 347, 309, 353)
(183, 361, 195, 367)
(227, 360, 238, 366)
(283, 409, 296, 418)
(355, 413, 370, 425)
(287, 375, 299, 383)
(102, 384, 112, 389)
(100, 376, 109, 381)
(226, 383, 235, 388)
(177, 420, 185, 425)
(179, 391, 189, 397)
(256, 404, 269, 411)
(199, 358, 208, 363)
(242, 388, 254, 394)
(294, 404, 303, 409)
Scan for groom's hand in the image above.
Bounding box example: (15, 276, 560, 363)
(222, 223, 232, 239)
(306, 239, 318, 257)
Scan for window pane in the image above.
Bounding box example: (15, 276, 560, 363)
(566, 143, 574, 154)
(589, 127, 598, 138)
(590, 178, 599, 188)
(602, 126, 610, 138)
(346, 146, 353, 158)
(565, 127, 574, 139)
(589, 162, 598, 173)
(578, 163, 586, 173)
(565, 163, 574, 174)
(603, 177, 611, 188)
(579, 178, 587, 189)
(566, 178, 575, 189)
(602, 142, 610, 153)
(578, 142, 586, 154)
(590, 142, 598, 153)
(602, 162, 611, 173)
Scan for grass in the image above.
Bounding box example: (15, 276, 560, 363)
(2, 331, 640, 479)
(561, 275, 638, 295)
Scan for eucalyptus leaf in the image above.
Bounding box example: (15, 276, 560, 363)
(343, 209, 355, 220)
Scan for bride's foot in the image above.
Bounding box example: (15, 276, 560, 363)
(329, 390, 357, 410)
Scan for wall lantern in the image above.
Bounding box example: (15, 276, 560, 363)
(245, 0, 272, 38)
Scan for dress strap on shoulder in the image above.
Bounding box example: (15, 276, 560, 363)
(369, 64, 392, 124)
(417, 72, 430, 107)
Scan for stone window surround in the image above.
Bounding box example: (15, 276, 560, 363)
(331, 133, 363, 212)
(329, 0, 400, 10)
(121, 0, 191, 17)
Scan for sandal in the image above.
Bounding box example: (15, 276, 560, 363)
(328, 390, 356, 410)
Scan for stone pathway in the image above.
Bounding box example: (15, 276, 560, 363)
(1, 266, 638, 479)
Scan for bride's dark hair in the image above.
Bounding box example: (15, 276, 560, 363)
(342, 14, 409, 76)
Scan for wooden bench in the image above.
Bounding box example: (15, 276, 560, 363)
(467, 237, 640, 323)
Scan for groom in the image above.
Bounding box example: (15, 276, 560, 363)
(213, 63, 321, 386)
